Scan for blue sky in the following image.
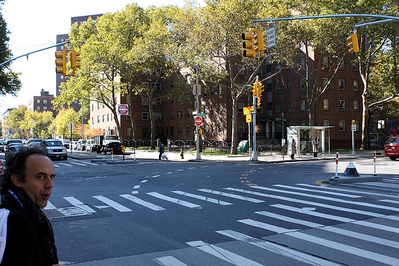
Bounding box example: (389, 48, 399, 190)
(1, 0, 198, 116)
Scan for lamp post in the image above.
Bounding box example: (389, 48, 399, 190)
(166, 55, 201, 160)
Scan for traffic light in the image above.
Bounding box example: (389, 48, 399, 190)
(253, 29, 264, 53)
(55, 50, 66, 74)
(256, 125, 260, 133)
(347, 33, 359, 54)
(256, 97, 262, 109)
(242, 31, 256, 58)
(70, 50, 81, 69)
(257, 82, 264, 97)
(252, 82, 258, 96)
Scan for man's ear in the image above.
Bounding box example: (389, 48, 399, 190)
(11, 174, 23, 188)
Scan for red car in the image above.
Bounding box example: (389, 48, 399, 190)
(384, 136, 399, 160)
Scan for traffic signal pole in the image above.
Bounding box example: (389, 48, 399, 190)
(252, 76, 259, 161)
(0, 41, 70, 67)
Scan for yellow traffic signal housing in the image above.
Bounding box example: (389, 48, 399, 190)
(347, 33, 359, 54)
(256, 97, 262, 109)
(256, 125, 260, 133)
(257, 82, 265, 97)
(70, 50, 81, 69)
(55, 50, 66, 74)
(242, 32, 255, 58)
(252, 82, 258, 96)
(253, 29, 264, 52)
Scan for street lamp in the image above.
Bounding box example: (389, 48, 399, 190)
(165, 55, 201, 160)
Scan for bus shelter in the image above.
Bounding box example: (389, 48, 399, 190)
(287, 126, 334, 156)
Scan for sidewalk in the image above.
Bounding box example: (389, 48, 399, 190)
(68, 149, 383, 164)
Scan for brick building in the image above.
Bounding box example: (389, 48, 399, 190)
(27, 89, 56, 116)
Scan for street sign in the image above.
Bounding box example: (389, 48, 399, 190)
(243, 106, 253, 115)
(267, 26, 276, 48)
(118, 104, 129, 115)
(0, 160, 3, 175)
(246, 115, 252, 123)
(194, 116, 203, 126)
(198, 113, 206, 117)
(351, 124, 356, 131)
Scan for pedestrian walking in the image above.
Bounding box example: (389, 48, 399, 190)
(159, 143, 165, 160)
(0, 146, 63, 266)
(312, 137, 319, 157)
(291, 139, 296, 160)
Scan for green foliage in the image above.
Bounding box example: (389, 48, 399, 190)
(0, 2, 21, 96)
(55, 108, 80, 138)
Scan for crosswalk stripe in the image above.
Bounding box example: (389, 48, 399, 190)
(153, 256, 188, 266)
(271, 204, 356, 223)
(225, 187, 385, 217)
(216, 230, 341, 266)
(120, 194, 165, 211)
(171, 191, 233, 205)
(384, 215, 399, 222)
(198, 188, 264, 203)
(355, 181, 399, 189)
(320, 226, 399, 249)
(255, 211, 323, 228)
(273, 184, 361, 198)
(69, 162, 88, 166)
(238, 219, 299, 234)
(186, 240, 264, 266)
(252, 185, 399, 212)
(44, 201, 56, 210)
(353, 220, 399, 234)
(285, 231, 399, 265)
(58, 163, 73, 167)
(297, 183, 399, 199)
(147, 192, 202, 209)
(93, 196, 132, 212)
(63, 197, 96, 213)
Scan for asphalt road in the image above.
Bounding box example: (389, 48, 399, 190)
(2, 152, 399, 265)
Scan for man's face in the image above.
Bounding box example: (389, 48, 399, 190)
(13, 154, 55, 208)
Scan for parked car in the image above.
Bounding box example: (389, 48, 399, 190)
(70, 141, 78, 150)
(41, 139, 67, 160)
(85, 139, 96, 152)
(61, 139, 71, 149)
(4, 139, 23, 152)
(4, 144, 22, 159)
(77, 139, 87, 151)
(384, 136, 399, 160)
(27, 138, 42, 147)
(0, 139, 6, 152)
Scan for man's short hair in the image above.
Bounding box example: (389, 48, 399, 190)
(0, 146, 48, 194)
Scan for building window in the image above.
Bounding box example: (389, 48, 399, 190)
(177, 110, 182, 118)
(170, 111, 174, 119)
(37, 106, 40, 111)
(92, 104, 94, 111)
(276, 83, 281, 94)
(276, 103, 281, 113)
(339, 100, 345, 111)
(323, 78, 328, 88)
(238, 103, 244, 114)
(142, 112, 149, 120)
(218, 104, 223, 114)
(352, 63, 359, 71)
(338, 79, 345, 90)
(300, 79, 305, 90)
(322, 57, 329, 68)
(170, 126, 174, 135)
(43, 106, 47, 110)
(178, 126, 183, 135)
(97, 103, 100, 109)
(299, 58, 305, 69)
(92, 117, 94, 125)
(354, 100, 359, 111)
(107, 114, 109, 121)
(300, 100, 305, 111)
(323, 99, 329, 110)
(37, 100, 40, 104)
(97, 116, 100, 123)
(338, 60, 344, 70)
(127, 127, 132, 137)
(239, 122, 245, 133)
(102, 115, 105, 122)
(186, 125, 190, 135)
(186, 108, 191, 117)
(43, 100, 47, 104)
(339, 120, 346, 131)
(154, 113, 162, 121)
(353, 80, 359, 91)
(218, 123, 223, 133)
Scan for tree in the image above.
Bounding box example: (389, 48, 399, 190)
(55, 108, 80, 139)
(3, 105, 26, 138)
(0, 1, 21, 96)
(24, 110, 54, 139)
(171, 0, 266, 154)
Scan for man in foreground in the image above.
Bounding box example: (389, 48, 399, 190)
(0, 146, 62, 266)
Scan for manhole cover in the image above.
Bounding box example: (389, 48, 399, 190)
(350, 197, 378, 202)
